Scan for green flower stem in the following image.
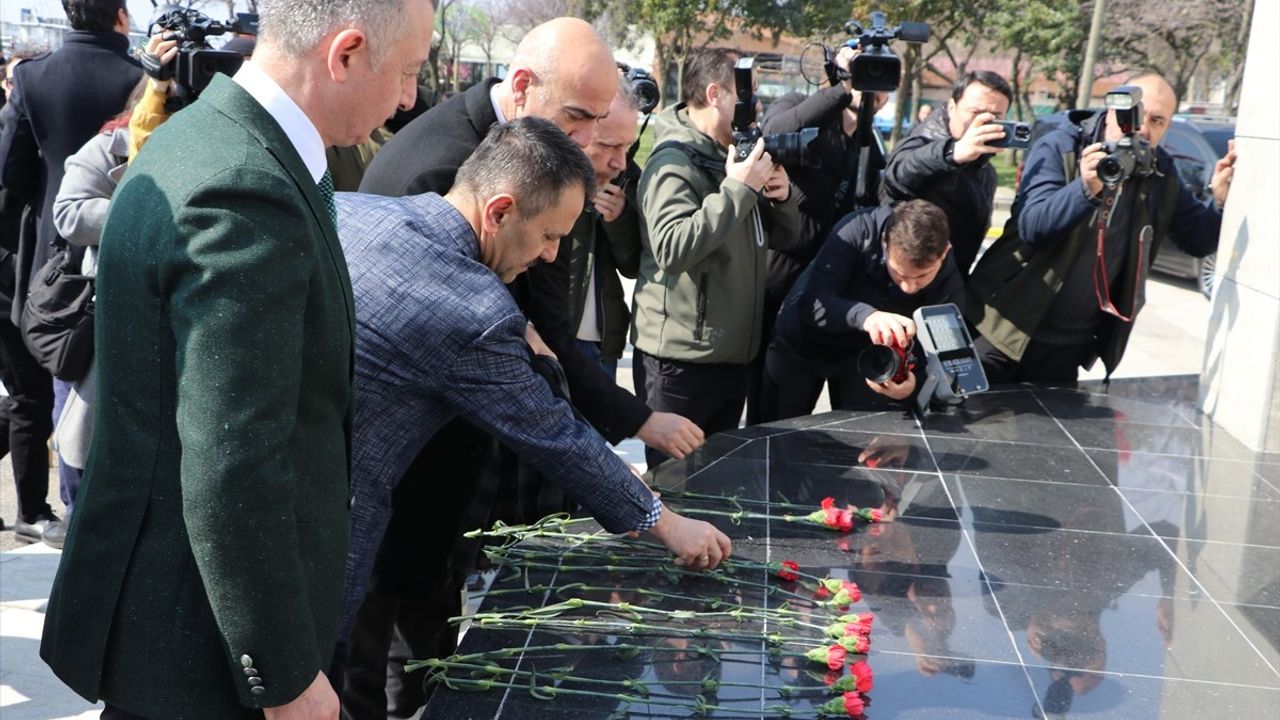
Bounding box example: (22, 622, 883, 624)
(431, 641, 813, 670)
(424, 674, 848, 718)
(664, 506, 839, 531)
(475, 585, 832, 633)
(458, 597, 830, 633)
(655, 488, 817, 512)
(463, 615, 822, 648)
(487, 545, 829, 585)
(485, 559, 824, 608)
(420, 658, 845, 701)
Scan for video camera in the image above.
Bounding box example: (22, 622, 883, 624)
(840, 12, 930, 93)
(730, 57, 819, 167)
(1098, 85, 1156, 186)
(148, 3, 259, 109)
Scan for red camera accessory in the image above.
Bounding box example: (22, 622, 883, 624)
(858, 341, 916, 384)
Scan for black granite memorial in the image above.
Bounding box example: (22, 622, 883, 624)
(423, 377, 1280, 719)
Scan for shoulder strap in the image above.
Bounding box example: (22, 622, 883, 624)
(650, 141, 724, 182)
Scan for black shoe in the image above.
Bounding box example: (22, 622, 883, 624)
(13, 513, 61, 545)
(42, 520, 67, 549)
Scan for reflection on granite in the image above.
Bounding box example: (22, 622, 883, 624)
(425, 379, 1280, 719)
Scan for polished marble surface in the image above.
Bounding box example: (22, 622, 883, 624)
(425, 377, 1280, 719)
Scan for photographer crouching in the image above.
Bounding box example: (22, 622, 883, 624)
(758, 200, 964, 421)
(966, 73, 1237, 383)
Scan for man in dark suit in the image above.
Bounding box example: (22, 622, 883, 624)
(39, 0, 436, 718)
(345, 19, 703, 719)
(0, 0, 141, 537)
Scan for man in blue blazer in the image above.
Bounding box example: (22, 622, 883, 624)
(39, 1, 436, 718)
(336, 117, 733, 659)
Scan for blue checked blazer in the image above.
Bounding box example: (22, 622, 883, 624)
(335, 191, 656, 637)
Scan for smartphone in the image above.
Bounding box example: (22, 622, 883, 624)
(990, 120, 1031, 149)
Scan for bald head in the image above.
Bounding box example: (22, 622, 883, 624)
(1108, 73, 1177, 147)
(502, 17, 618, 148)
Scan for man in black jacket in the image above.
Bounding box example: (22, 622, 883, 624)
(752, 46, 887, 423)
(344, 18, 702, 720)
(967, 73, 1233, 383)
(760, 200, 963, 421)
(0, 0, 141, 542)
(1, 53, 57, 540)
(882, 70, 1013, 279)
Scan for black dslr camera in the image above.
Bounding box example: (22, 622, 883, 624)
(1097, 85, 1156, 186)
(841, 12, 930, 92)
(149, 3, 259, 109)
(730, 58, 819, 167)
(617, 62, 660, 115)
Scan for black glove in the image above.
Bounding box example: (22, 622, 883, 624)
(138, 48, 175, 82)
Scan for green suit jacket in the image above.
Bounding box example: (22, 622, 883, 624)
(40, 74, 355, 718)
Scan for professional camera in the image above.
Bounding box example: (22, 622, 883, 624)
(617, 62, 660, 115)
(730, 58, 819, 167)
(840, 12, 930, 92)
(1097, 85, 1156, 186)
(148, 3, 259, 108)
(858, 341, 914, 385)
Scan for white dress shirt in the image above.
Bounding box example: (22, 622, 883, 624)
(233, 61, 327, 184)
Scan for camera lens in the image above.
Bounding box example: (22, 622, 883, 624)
(763, 127, 819, 167)
(858, 345, 902, 384)
(1097, 153, 1129, 186)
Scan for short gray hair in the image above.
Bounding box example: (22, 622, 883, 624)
(257, 0, 411, 65)
(455, 117, 596, 218)
(615, 75, 642, 113)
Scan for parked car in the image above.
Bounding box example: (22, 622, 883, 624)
(1150, 117, 1233, 298)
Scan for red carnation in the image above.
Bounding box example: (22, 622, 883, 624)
(850, 661, 874, 693)
(842, 580, 863, 604)
(844, 690, 865, 717)
(827, 644, 848, 670)
(777, 560, 800, 582)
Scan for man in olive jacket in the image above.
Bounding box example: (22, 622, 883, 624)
(39, 1, 434, 718)
(632, 48, 801, 466)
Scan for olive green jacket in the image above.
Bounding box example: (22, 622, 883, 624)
(631, 104, 802, 364)
(41, 74, 355, 718)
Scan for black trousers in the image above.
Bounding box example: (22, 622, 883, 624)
(340, 588, 458, 720)
(758, 345, 894, 423)
(0, 317, 53, 522)
(974, 335, 1096, 386)
(636, 350, 749, 467)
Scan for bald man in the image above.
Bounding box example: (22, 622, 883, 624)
(360, 16, 617, 196)
(967, 72, 1237, 383)
(341, 19, 702, 720)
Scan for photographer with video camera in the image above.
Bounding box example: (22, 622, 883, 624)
(761, 45, 890, 259)
(749, 47, 889, 423)
(883, 71, 1016, 279)
(967, 73, 1237, 383)
(632, 48, 801, 466)
(759, 200, 963, 421)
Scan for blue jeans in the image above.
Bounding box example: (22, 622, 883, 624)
(574, 339, 617, 379)
(52, 378, 83, 516)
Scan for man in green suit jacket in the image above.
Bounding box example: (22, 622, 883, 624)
(40, 1, 435, 718)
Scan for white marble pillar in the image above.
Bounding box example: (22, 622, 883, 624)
(1199, 0, 1280, 453)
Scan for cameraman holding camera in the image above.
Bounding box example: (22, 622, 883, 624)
(967, 73, 1237, 383)
(759, 200, 963, 421)
(632, 48, 801, 467)
(761, 45, 889, 268)
(883, 71, 1014, 279)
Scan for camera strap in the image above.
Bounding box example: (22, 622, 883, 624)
(1091, 184, 1140, 323)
